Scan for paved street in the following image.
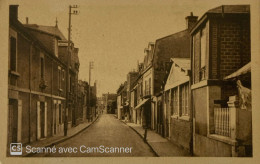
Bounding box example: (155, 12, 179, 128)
(32, 114, 155, 157)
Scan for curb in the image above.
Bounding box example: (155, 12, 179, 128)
(25, 115, 100, 157)
(119, 120, 159, 157)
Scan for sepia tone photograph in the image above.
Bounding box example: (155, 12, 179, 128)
(1, 0, 260, 162)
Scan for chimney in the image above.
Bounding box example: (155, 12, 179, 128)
(144, 48, 149, 55)
(9, 5, 19, 20)
(185, 12, 198, 30)
(26, 17, 29, 24)
(148, 42, 155, 51)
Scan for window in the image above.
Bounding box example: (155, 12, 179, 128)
(148, 78, 151, 95)
(200, 28, 206, 68)
(10, 37, 17, 71)
(40, 57, 45, 79)
(62, 70, 65, 81)
(200, 27, 207, 81)
(58, 67, 62, 90)
(170, 89, 174, 115)
(59, 104, 62, 124)
(173, 88, 178, 115)
(180, 83, 189, 116)
(9, 28, 17, 72)
(69, 75, 72, 92)
(145, 80, 147, 96)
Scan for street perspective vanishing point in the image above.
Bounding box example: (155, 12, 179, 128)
(6, 1, 253, 158)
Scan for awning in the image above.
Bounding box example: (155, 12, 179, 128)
(134, 98, 149, 110)
(224, 62, 251, 80)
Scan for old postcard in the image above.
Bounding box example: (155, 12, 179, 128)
(0, 0, 259, 163)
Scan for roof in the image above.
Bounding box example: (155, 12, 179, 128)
(207, 5, 250, 14)
(191, 5, 250, 34)
(24, 24, 67, 40)
(9, 17, 66, 68)
(171, 58, 190, 71)
(153, 29, 190, 60)
(224, 62, 251, 80)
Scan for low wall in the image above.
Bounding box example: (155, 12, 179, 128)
(170, 117, 192, 151)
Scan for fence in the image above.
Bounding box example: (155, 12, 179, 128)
(214, 107, 231, 137)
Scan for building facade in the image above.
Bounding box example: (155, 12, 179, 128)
(163, 58, 192, 152)
(8, 5, 67, 144)
(190, 5, 251, 156)
(116, 82, 127, 120)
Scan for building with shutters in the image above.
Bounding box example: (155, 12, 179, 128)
(8, 5, 71, 144)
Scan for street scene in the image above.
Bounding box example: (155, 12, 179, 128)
(32, 114, 156, 157)
(6, 0, 253, 158)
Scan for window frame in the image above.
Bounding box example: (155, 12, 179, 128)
(9, 28, 17, 72)
(199, 26, 207, 81)
(40, 54, 45, 80)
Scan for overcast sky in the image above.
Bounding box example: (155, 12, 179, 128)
(16, 0, 251, 96)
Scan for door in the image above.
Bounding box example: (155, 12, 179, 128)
(53, 103, 57, 135)
(8, 99, 22, 143)
(9, 99, 18, 143)
(40, 102, 45, 138)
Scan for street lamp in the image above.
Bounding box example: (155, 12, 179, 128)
(64, 5, 79, 136)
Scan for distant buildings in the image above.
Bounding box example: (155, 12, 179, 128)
(116, 5, 252, 157)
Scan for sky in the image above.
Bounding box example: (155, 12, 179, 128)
(15, 0, 252, 96)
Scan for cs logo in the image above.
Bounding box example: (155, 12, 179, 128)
(10, 143, 22, 155)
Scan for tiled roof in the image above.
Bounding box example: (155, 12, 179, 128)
(24, 24, 67, 40)
(207, 5, 250, 14)
(171, 58, 190, 71)
(10, 18, 66, 67)
(153, 29, 190, 60)
(191, 5, 250, 34)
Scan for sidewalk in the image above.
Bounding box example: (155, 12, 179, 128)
(125, 122, 191, 157)
(11, 115, 99, 157)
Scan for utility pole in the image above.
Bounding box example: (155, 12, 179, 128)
(88, 61, 94, 122)
(64, 5, 79, 136)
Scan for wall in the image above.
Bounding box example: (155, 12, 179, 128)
(193, 87, 207, 136)
(170, 118, 192, 151)
(194, 134, 232, 156)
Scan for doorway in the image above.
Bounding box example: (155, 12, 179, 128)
(37, 101, 47, 140)
(40, 102, 45, 138)
(9, 99, 18, 143)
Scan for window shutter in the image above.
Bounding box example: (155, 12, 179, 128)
(44, 102, 47, 137)
(37, 101, 41, 140)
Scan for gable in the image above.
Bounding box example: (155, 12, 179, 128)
(164, 64, 189, 91)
